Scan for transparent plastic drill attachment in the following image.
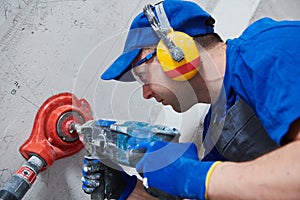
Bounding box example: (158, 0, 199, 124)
(75, 120, 180, 167)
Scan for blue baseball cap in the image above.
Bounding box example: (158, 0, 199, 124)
(101, 0, 215, 81)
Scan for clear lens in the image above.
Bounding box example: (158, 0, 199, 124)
(131, 64, 148, 84)
(131, 49, 156, 84)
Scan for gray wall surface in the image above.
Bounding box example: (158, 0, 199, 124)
(0, 0, 299, 199)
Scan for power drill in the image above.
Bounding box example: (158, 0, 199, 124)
(74, 119, 182, 200)
(74, 119, 181, 167)
(0, 92, 180, 200)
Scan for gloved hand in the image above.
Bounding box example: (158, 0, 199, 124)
(81, 156, 137, 200)
(133, 141, 221, 200)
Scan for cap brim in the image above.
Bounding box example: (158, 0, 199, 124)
(101, 49, 141, 81)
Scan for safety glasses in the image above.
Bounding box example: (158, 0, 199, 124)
(131, 49, 157, 84)
(131, 49, 157, 68)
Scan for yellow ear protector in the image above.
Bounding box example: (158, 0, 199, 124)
(143, 3, 200, 81)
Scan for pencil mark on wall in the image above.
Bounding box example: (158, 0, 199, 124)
(0, 134, 14, 144)
(5, 54, 41, 105)
(3, 2, 12, 20)
(0, 0, 50, 54)
(10, 81, 21, 95)
(21, 95, 39, 108)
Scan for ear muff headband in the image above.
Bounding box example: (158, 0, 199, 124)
(143, 2, 200, 81)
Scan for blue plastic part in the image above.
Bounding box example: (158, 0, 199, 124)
(112, 121, 180, 165)
(96, 119, 116, 127)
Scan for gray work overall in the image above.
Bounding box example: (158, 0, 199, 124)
(205, 98, 279, 162)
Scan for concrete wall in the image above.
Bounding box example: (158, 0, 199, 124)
(0, 0, 299, 199)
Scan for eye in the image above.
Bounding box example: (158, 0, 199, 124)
(138, 72, 147, 83)
(141, 75, 148, 83)
(132, 67, 148, 84)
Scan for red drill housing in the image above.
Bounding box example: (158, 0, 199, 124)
(19, 92, 93, 171)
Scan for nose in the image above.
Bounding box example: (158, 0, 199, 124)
(142, 84, 154, 99)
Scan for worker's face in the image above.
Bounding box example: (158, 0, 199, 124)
(131, 48, 198, 113)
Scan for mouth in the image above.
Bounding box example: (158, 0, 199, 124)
(158, 99, 168, 105)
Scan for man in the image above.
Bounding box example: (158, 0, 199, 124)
(82, 0, 300, 199)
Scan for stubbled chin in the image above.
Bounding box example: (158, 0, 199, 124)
(171, 104, 193, 113)
(171, 105, 184, 113)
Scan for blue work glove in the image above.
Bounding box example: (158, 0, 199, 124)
(133, 141, 221, 200)
(81, 156, 137, 200)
